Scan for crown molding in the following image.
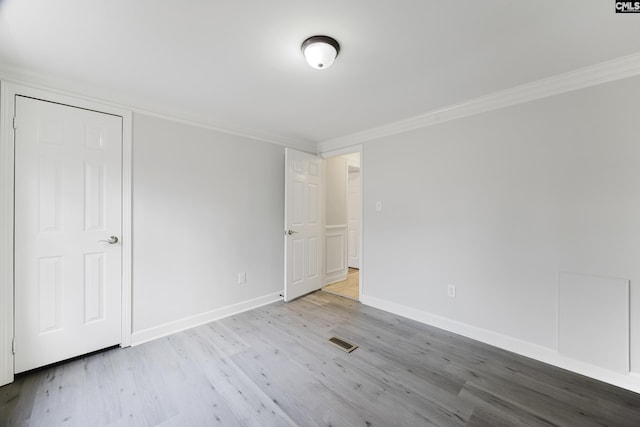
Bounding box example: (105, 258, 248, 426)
(318, 52, 640, 153)
(0, 66, 316, 153)
(131, 107, 316, 153)
(5, 50, 640, 156)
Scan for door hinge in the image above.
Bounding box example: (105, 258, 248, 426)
(12, 116, 17, 130)
(11, 337, 15, 355)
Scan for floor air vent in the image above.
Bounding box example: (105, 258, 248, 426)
(328, 336, 358, 353)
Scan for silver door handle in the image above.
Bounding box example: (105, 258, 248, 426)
(98, 236, 119, 244)
(286, 230, 298, 235)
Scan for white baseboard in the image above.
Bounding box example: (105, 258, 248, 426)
(131, 291, 282, 346)
(360, 294, 640, 394)
(324, 273, 347, 286)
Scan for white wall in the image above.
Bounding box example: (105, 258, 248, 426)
(324, 157, 348, 284)
(325, 157, 347, 226)
(362, 75, 640, 385)
(347, 168, 361, 269)
(132, 114, 284, 339)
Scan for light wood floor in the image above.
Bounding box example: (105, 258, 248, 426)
(2, 291, 640, 426)
(323, 268, 359, 300)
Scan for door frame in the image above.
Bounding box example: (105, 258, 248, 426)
(319, 145, 363, 301)
(0, 81, 133, 386)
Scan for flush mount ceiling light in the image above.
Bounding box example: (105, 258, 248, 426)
(301, 35, 340, 69)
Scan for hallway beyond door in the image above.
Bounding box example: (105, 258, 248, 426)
(323, 268, 359, 300)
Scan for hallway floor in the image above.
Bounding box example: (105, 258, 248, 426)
(323, 268, 359, 300)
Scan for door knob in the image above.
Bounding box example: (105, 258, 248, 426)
(98, 236, 119, 244)
(287, 229, 298, 235)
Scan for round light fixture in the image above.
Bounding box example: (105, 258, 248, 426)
(301, 35, 340, 69)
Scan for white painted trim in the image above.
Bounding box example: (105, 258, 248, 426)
(0, 68, 316, 153)
(4, 52, 640, 156)
(318, 52, 640, 152)
(0, 81, 15, 386)
(134, 108, 316, 153)
(131, 292, 282, 346)
(324, 276, 348, 286)
(357, 148, 364, 300)
(319, 146, 365, 158)
(326, 224, 347, 230)
(0, 81, 133, 385)
(360, 295, 640, 394)
(324, 227, 347, 285)
(120, 111, 133, 348)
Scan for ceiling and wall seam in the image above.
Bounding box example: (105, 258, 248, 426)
(317, 52, 640, 153)
(0, 67, 317, 153)
(2, 51, 640, 155)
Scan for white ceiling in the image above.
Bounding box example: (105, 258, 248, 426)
(1, 1, 640, 146)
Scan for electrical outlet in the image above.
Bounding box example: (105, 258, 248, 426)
(238, 272, 246, 284)
(447, 284, 456, 298)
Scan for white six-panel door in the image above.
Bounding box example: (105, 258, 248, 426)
(14, 96, 123, 373)
(284, 148, 324, 302)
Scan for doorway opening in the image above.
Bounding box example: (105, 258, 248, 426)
(322, 152, 361, 301)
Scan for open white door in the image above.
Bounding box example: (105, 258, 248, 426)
(14, 96, 123, 373)
(284, 148, 324, 302)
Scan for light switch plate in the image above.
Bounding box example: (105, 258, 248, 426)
(447, 284, 456, 298)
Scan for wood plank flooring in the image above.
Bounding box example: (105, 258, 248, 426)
(2, 291, 640, 426)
